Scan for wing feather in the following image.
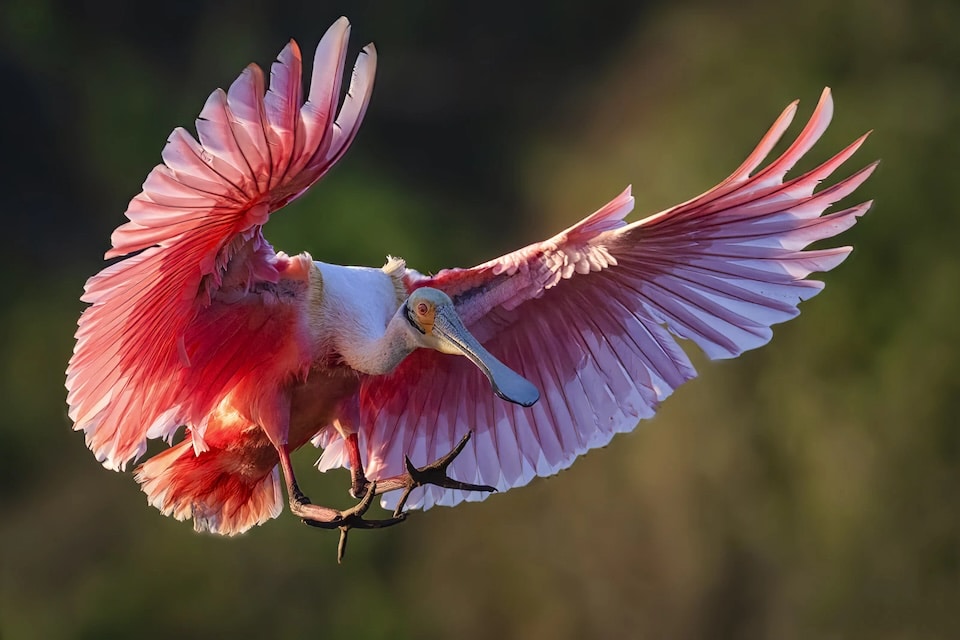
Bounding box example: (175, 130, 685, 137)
(68, 19, 376, 470)
(357, 89, 874, 510)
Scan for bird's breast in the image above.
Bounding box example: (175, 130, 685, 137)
(287, 365, 360, 448)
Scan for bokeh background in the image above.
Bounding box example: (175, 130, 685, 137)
(1, 0, 957, 638)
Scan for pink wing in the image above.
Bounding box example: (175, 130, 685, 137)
(66, 18, 376, 470)
(357, 88, 875, 510)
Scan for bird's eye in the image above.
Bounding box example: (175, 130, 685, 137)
(417, 302, 429, 316)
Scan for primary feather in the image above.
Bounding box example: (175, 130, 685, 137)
(67, 18, 377, 471)
(356, 89, 874, 511)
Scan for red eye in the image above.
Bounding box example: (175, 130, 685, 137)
(417, 302, 429, 316)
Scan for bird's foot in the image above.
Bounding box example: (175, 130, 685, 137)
(293, 481, 406, 563)
(349, 469, 371, 500)
(391, 431, 496, 517)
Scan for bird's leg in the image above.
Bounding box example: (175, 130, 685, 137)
(367, 431, 497, 517)
(277, 445, 405, 563)
(344, 433, 372, 499)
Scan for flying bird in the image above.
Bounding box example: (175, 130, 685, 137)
(66, 17, 874, 561)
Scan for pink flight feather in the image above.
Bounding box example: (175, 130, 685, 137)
(359, 88, 875, 511)
(67, 18, 378, 471)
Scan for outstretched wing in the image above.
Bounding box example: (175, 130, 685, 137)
(356, 88, 875, 510)
(67, 18, 376, 470)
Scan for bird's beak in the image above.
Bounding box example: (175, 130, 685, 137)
(432, 306, 540, 407)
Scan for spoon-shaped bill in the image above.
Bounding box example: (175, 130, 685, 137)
(432, 307, 540, 407)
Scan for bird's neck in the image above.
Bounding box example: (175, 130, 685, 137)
(345, 308, 417, 376)
(309, 259, 415, 376)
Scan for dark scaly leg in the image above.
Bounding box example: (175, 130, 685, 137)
(345, 433, 372, 499)
(277, 444, 405, 563)
(345, 431, 497, 517)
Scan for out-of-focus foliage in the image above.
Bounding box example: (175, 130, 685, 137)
(1, 0, 957, 638)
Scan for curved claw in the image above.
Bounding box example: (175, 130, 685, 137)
(393, 431, 497, 517)
(299, 481, 407, 563)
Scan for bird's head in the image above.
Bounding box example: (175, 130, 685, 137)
(402, 287, 540, 407)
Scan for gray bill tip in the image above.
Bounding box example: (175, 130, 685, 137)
(490, 369, 540, 407)
(495, 384, 540, 408)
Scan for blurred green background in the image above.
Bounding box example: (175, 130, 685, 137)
(1, 0, 957, 638)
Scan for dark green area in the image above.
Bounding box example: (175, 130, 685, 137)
(1, 1, 957, 638)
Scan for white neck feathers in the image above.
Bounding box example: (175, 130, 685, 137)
(309, 260, 415, 375)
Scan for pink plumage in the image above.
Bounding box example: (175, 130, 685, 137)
(66, 17, 873, 551)
(359, 89, 875, 510)
(68, 19, 374, 470)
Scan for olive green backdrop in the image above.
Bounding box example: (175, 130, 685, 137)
(1, 1, 957, 638)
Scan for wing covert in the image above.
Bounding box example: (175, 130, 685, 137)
(67, 18, 376, 470)
(355, 88, 874, 510)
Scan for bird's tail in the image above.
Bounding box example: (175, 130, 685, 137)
(135, 435, 283, 536)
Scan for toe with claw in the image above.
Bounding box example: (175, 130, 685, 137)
(393, 431, 497, 516)
(299, 480, 406, 563)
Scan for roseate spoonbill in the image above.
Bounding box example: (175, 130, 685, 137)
(66, 17, 874, 561)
